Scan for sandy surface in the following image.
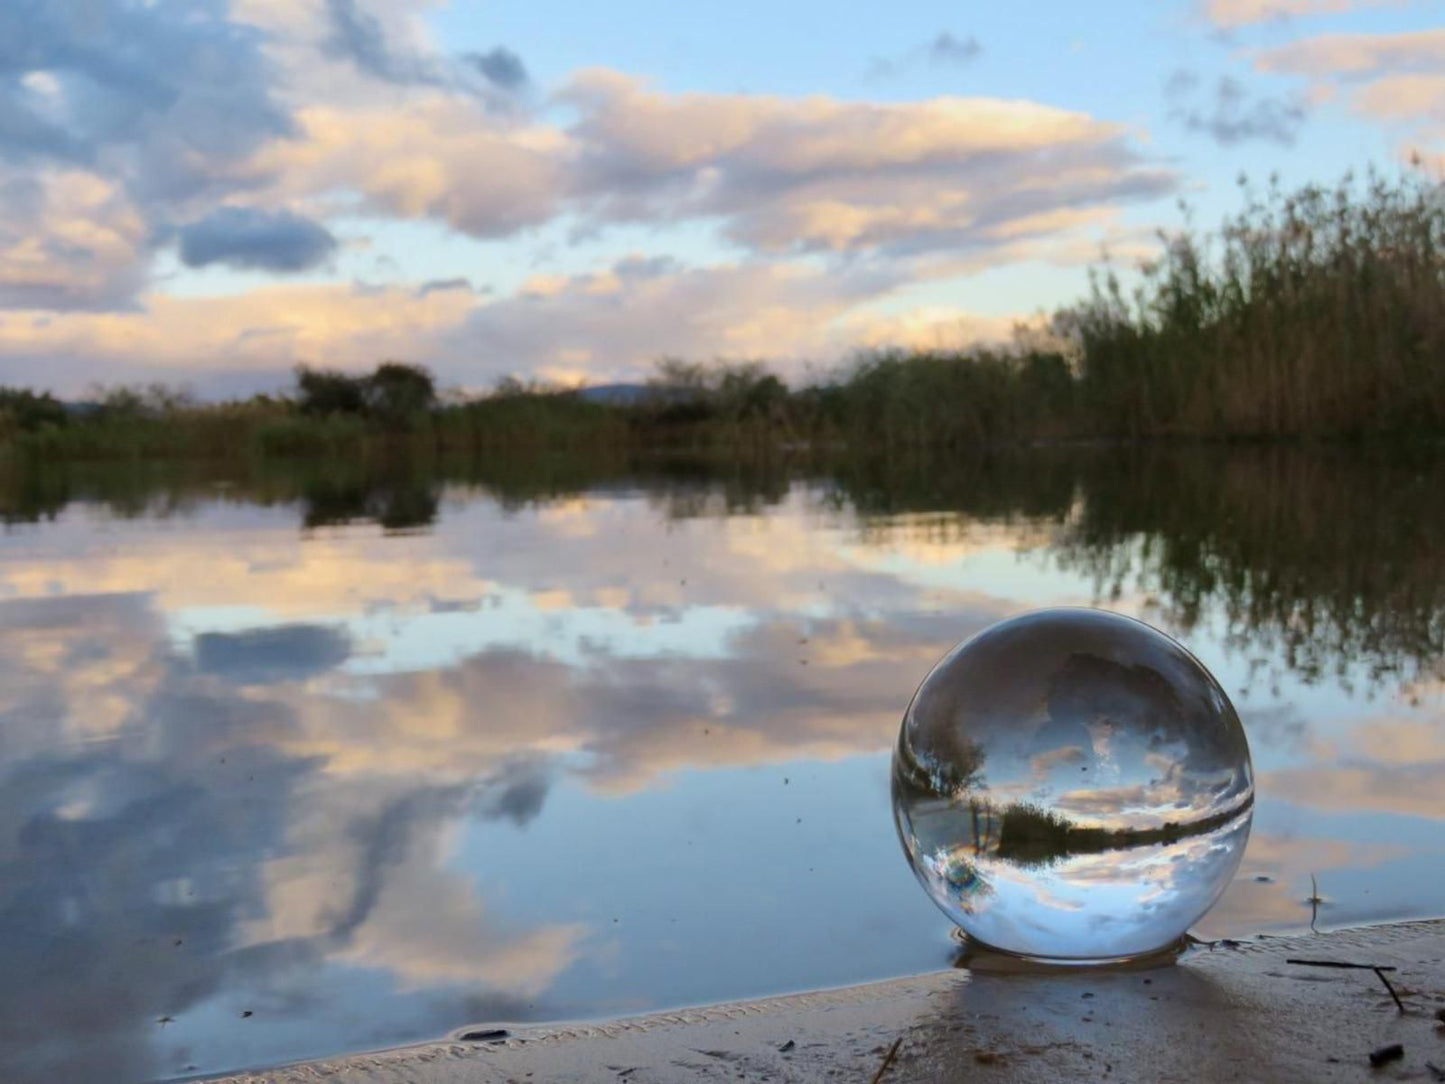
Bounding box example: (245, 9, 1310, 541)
(215, 920, 1445, 1083)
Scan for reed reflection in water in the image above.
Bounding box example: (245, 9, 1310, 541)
(0, 446, 1441, 1082)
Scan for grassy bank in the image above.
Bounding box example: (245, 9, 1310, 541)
(2, 168, 1441, 459)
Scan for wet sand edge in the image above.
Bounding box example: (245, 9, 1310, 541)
(213, 919, 1445, 1083)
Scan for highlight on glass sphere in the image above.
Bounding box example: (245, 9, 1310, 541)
(892, 607, 1253, 963)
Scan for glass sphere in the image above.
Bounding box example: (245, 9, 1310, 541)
(892, 608, 1253, 962)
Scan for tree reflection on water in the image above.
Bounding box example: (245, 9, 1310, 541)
(4, 445, 1437, 686)
(0, 444, 1439, 1079)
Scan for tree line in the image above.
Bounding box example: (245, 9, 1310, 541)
(0, 167, 1441, 455)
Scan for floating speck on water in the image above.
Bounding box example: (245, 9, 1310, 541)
(892, 608, 1253, 963)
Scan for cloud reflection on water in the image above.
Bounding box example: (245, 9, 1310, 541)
(0, 449, 1441, 1080)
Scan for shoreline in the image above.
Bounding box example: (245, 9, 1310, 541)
(213, 918, 1445, 1082)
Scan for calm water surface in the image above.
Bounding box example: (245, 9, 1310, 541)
(1, 449, 1442, 1082)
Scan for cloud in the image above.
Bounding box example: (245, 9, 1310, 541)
(193, 624, 352, 685)
(930, 32, 983, 65)
(835, 308, 1020, 354)
(0, 594, 311, 1083)
(0, 2, 1173, 385)
(1262, 716, 1445, 820)
(1253, 29, 1445, 163)
(177, 206, 338, 272)
(1254, 28, 1445, 79)
(1355, 74, 1445, 121)
(248, 72, 1168, 266)
(0, 168, 148, 310)
(0, 0, 293, 309)
(869, 31, 983, 79)
(316, 0, 532, 113)
(0, 0, 291, 190)
(563, 71, 1174, 257)
(322, 0, 435, 85)
(0, 589, 589, 1081)
(438, 251, 1088, 386)
(0, 282, 479, 394)
(1166, 70, 1308, 145)
(1195, 831, 1410, 936)
(446, 256, 905, 383)
(478, 761, 551, 826)
(0, 247, 1014, 394)
(416, 276, 477, 297)
(1202, 0, 1401, 28)
(0, 246, 1091, 393)
(255, 101, 567, 239)
(0, 525, 498, 621)
(465, 47, 530, 91)
(0, 505, 1028, 1055)
(6, 474, 1443, 1078)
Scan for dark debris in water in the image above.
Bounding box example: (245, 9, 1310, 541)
(460, 1028, 510, 1043)
(1368, 1043, 1403, 1068)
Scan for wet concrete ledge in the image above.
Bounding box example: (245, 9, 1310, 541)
(215, 919, 1445, 1083)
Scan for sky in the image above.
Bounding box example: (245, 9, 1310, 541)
(0, 0, 1441, 397)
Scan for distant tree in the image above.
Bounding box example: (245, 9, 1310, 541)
(0, 387, 69, 432)
(644, 358, 792, 426)
(294, 365, 367, 415)
(364, 362, 436, 427)
(649, 357, 710, 396)
(85, 383, 193, 421)
(715, 362, 789, 422)
(492, 375, 528, 398)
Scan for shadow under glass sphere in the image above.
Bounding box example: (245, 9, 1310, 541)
(892, 608, 1254, 963)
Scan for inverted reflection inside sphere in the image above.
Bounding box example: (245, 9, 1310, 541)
(892, 608, 1253, 963)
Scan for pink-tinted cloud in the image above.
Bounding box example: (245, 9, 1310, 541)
(563, 70, 1174, 256)
(1253, 29, 1445, 166)
(0, 169, 148, 311)
(0, 258, 1029, 392)
(0, 0, 1183, 389)
(1356, 74, 1445, 121)
(0, 282, 477, 394)
(1254, 28, 1445, 78)
(1204, 0, 1404, 29)
(255, 102, 568, 238)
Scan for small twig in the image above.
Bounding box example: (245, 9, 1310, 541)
(1373, 967, 1405, 1013)
(1285, 958, 1397, 972)
(870, 1037, 903, 1084)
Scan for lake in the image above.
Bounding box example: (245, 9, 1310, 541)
(1, 446, 1442, 1082)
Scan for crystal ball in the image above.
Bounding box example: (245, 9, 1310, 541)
(892, 608, 1253, 962)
